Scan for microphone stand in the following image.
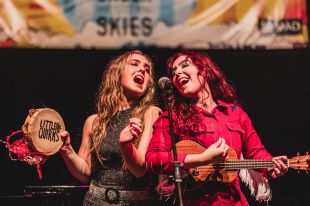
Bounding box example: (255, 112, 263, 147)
(164, 89, 184, 206)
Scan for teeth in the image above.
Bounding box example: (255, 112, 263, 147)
(134, 75, 144, 84)
(179, 78, 189, 86)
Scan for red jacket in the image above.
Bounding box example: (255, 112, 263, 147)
(146, 101, 273, 206)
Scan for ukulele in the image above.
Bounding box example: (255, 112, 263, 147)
(176, 140, 310, 191)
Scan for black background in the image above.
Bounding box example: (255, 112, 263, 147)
(2, 0, 310, 204)
(0, 48, 309, 206)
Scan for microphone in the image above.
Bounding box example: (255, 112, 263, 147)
(158, 77, 173, 90)
(157, 76, 184, 206)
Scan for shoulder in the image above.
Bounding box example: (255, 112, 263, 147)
(85, 114, 98, 124)
(219, 101, 245, 115)
(144, 105, 162, 117)
(217, 101, 248, 120)
(152, 110, 170, 128)
(143, 106, 162, 124)
(83, 114, 98, 132)
(230, 104, 247, 115)
(224, 103, 251, 124)
(230, 104, 244, 113)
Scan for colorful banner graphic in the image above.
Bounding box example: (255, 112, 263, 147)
(0, 0, 308, 49)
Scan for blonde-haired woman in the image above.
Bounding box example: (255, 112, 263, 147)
(60, 50, 161, 206)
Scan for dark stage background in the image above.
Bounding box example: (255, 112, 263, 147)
(0, 48, 309, 206)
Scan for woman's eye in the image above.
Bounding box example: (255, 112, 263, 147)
(129, 61, 138, 66)
(171, 68, 176, 76)
(181, 60, 189, 68)
(129, 60, 139, 66)
(145, 65, 151, 73)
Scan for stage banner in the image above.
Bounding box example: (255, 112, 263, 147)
(0, 0, 308, 49)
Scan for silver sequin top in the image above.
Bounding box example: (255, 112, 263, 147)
(90, 109, 149, 188)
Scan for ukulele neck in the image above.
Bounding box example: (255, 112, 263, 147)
(213, 159, 288, 170)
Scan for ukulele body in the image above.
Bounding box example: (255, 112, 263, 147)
(176, 140, 238, 189)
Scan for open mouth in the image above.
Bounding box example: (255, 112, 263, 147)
(133, 74, 144, 85)
(178, 77, 189, 86)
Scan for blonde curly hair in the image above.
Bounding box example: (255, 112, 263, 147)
(91, 50, 155, 164)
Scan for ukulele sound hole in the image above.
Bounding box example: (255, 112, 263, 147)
(191, 169, 199, 176)
(210, 171, 223, 182)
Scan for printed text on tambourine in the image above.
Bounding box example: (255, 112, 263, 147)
(38, 119, 61, 142)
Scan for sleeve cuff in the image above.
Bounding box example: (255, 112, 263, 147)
(177, 153, 187, 170)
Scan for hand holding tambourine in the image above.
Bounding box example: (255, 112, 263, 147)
(59, 131, 74, 154)
(22, 108, 65, 155)
(1, 108, 65, 179)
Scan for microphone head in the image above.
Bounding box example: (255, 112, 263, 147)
(158, 77, 172, 90)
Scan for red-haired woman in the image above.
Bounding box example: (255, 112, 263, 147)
(146, 51, 287, 206)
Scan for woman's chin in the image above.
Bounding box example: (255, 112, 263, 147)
(126, 90, 145, 99)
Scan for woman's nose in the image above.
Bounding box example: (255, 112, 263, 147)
(175, 67, 182, 75)
(137, 65, 146, 73)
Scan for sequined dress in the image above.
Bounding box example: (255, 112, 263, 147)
(83, 109, 156, 206)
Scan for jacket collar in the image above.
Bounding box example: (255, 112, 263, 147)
(193, 99, 230, 115)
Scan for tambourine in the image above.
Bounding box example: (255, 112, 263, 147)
(22, 108, 65, 155)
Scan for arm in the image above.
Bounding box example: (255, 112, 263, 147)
(119, 106, 162, 177)
(240, 109, 273, 160)
(145, 113, 182, 174)
(183, 138, 228, 169)
(59, 114, 95, 184)
(240, 109, 287, 177)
